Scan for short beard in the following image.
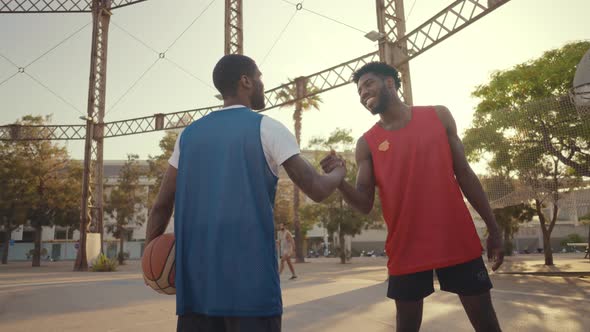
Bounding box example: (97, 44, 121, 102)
(250, 81, 266, 110)
(371, 86, 390, 115)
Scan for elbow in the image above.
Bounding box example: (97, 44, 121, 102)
(310, 197, 322, 203)
(455, 170, 472, 185)
(309, 192, 326, 203)
(359, 205, 372, 215)
(150, 201, 172, 216)
(358, 198, 374, 215)
(346, 200, 372, 215)
(309, 185, 333, 202)
(149, 203, 163, 216)
(455, 165, 475, 179)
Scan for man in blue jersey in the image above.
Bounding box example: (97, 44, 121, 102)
(146, 54, 346, 332)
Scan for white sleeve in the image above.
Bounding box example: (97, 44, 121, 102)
(168, 131, 182, 169)
(260, 116, 300, 176)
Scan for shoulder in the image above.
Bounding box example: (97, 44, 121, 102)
(355, 136, 372, 160)
(357, 135, 369, 150)
(261, 116, 291, 132)
(432, 105, 452, 120)
(261, 116, 297, 141)
(432, 105, 455, 130)
(260, 116, 299, 165)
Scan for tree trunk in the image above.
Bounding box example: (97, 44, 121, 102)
(542, 230, 553, 265)
(32, 224, 42, 267)
(293, 187, 304, 263)
(118, 232, 125, 265)
(339, 197, 346, 264)
(1, 229, 9, 265)
(293, 109, 304, 263)
(2, 218, 12, 264)
(534, 199, 555, 266)
(339, 230, 346, 264)
(503, 228, 512, 256)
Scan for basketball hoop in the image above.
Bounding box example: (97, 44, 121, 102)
(571, 48, 590, 118)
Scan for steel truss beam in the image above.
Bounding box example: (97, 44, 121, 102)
(0, 0, 145, 13)
(224, 0, 243, 55)
(0, 0, 510, 141)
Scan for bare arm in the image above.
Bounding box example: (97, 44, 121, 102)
(435, 106, 503, 270)
(435, 106, 498, 233)
(282, 154, 345, 203)
(321, 137, 376, 214)
(145, 165, 177, 246)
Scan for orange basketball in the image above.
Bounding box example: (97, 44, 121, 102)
(142, 233, 176, 295)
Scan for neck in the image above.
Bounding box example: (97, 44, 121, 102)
(223, 96, 251, 109)
(379, 97, 410, 124)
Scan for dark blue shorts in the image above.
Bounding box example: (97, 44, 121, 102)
(387, 256, 493, 301)
(177, 313, 281, 332)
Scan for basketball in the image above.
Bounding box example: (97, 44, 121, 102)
(142, 233, 176, 295)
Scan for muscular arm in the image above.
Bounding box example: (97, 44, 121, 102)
(435, 106, 500, 236)
(336, 137, 376, 214)
(282, 154, 345, 203)
(145, 165, 177, 246)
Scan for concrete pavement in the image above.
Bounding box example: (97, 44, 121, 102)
(0, 254, 589, 331)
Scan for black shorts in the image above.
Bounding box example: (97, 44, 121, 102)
(387, 256, 493, 301)
(177, 313, 281, 332)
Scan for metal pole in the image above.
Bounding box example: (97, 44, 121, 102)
(75, 0, 112, 271)
(224, 0, 243, 55)
(376, 0, 413, 105)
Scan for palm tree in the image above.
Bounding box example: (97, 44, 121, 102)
(277, 77, 323, 263)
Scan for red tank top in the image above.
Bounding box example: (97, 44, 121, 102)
(364, 106, 482, 276)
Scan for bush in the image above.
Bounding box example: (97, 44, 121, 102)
(560, 234, 585, 247)
(26, 248, 48, 260)
(91, 253, 118, 272)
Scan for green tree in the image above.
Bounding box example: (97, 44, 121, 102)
(277, 79, 323, 263)
(147, 131, 178, 208)
(105, 154, 147, 264)
(464, 42, 590, 266)
(465, 41, 590, 177)
(0, 116, 82, 266)
(302, 128, 383, 264)
(274, 177, 316, 251)
(560, 233, 584, 248)
(274, 180, 294, 226)
(12, 116, 82, 267)
(480, 176, 535, 255)
(493, 204, 535, 255)
(0, 141, 34, 264)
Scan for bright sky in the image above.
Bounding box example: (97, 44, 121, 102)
(0, 0, 588, 167)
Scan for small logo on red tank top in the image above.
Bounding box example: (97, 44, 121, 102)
(378, 140, 390, 151)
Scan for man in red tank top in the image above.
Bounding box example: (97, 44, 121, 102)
(321, 62, 504, 332)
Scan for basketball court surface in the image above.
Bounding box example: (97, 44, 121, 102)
(0, 256, 589, 331)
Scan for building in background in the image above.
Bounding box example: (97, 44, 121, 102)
(1, 158, 589, 261)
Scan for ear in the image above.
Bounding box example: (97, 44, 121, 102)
(385, 77, 396, 90)
(240, 75, 253, 90)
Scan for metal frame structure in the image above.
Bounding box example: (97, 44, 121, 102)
(1, 0, 510, 141)
(77, 0, 112, 271)
(0, 0, 144, 12)
(0, 0, 511, 267)
(376, 0, 413, 105)
(0, 0, 145, 271)
(225, 0, 243, 55)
